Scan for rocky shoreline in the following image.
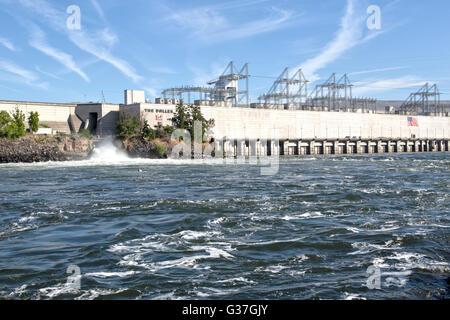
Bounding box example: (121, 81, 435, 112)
(0, 135, 205, 163)
(0, 135, 94, 163)
(120, 136, 176, 159)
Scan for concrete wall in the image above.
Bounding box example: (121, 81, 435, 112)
(121, 103, 175, 127)
(0, 101, 120, 136)
(0, 100, 76, 134)
(5, 98, 445, 140)
(201, 107, 450, 140)
(99, 104, 120, 136)
(76, 103, 120, 136)
(124, 90, 146, 105)
(124, 103, 450, 141)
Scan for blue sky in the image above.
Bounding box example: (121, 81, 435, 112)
(0, 0, 449, 103)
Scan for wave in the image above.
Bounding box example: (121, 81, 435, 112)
(84, 271, 139, 278)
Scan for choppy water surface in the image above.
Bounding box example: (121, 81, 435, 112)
(0, 152, 449, 300)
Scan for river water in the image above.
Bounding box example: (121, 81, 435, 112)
(0, 146, 449, 300)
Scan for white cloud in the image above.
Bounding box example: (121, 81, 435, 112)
(35, 66, 63, 80)
(18, 0, 142, 83)
(298, 0, 381, 81)
(167, 5, 296, 43)
(90, 0, 106, 22)
(352, 76, 426, 96)
(349, 66, 408, 76)
(146, 66, 176, 75)
(169, 7, 228, 37)
(217, 8, 295, 41)
(0, 59, 48, 89)
(18, 0, 65, 28)
(189, 59, 232, 86)
(68, 29, 142, 83)
(0, 37, 16, 51)
(144, 87, 158, 99)
(29, 26, 90, 82)
(0, 59, 37, 82)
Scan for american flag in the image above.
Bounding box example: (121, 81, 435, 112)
(407, 117, 419, 127)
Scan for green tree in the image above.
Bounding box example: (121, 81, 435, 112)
(171, 104, 214, 142)
(7, 107, 26, 139)
(11, 107, 26, 138)
(163, 125, 174, 136)
(154, 123, 166, 139)
(142, 120, 156, 140)
(0, 108, 27, 139)
(190, 104, 215, 142)
(171, 104, 190, 130)
(116, 114, 141, 138)
(0, 110, 12, 138)
(28, 111, 39, 133)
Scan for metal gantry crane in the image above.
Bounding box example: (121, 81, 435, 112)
(207, 61, 249, 106)
(308, 73, 376, 113)
(400, 83, 442, 115)
(162, 61, 249, 107)
(257, 67, 309, 109)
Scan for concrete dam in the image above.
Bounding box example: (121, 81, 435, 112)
(1, 62, 449, 157)
(124, 102, 450, 157)
(1, 97, 449, 158)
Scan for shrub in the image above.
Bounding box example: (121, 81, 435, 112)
(10, 107, 26, 139)
(163, 125, 174, 135)
(171, 104, 214, 142)
(116, 114, 140, 138)
(79, 129, 92, 139)
(142, 120, 156, 140)
(28, 111, 39, 133)
(39, 124, 50, 128)
(0, 110, 12, 137)
(155, 143, 166, 157)
(171, 104, 190, 130)
(154, 123, 164, 139)
(0, 107, 26, 139)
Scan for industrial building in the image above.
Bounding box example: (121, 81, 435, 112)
(1, 62, 449, 156)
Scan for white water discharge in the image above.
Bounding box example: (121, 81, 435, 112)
(90, 139, 130, 162)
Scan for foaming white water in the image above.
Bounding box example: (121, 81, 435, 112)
(75, 288, 128, 300)
(117, 246, 234, 272)
(178, 230, 221, 240)
(84, 271, 139, 278)
(281, 211, 323, 221)
(89, 139, 130, 162)
(217, 277, 256, 284)
(38, 283, 79, 299)
(256, 265, 288, 274)
(348, 240, 401, 255)
(0, 138, 230, 168)
(344, 292, 367, 300)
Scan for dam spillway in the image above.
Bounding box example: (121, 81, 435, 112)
(211, 137, 450, 158)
